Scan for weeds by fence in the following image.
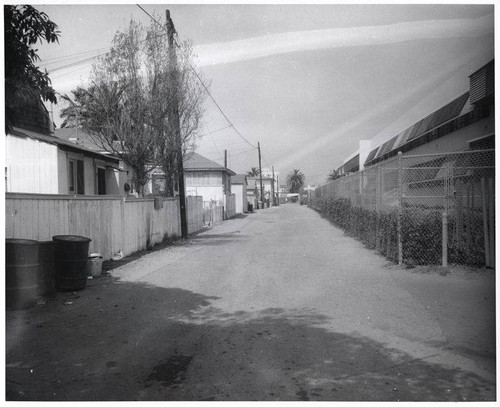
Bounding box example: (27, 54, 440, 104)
(310, 149, 495, 267)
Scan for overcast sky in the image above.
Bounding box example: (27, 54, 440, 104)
(34, 2, 494, 185)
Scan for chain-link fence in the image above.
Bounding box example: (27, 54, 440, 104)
(311, 149, 495, 267)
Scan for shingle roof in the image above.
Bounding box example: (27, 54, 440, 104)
(55, 128, 101, 151)
(184, 152, 236, 175)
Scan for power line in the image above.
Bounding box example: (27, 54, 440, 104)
(229, 147, 256, 158)
(136, 4, 257, 150)
(47, 54, 101, 74)
(39, 47, 111, 65)
(51, 63, 92, 80)
(39, 47, 111, 68)
(198, 125, 233, 138)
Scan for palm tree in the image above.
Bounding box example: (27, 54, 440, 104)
(247, 167, 260, 177)
(286, 169, 305, 193)
(327, 169, 340, 182)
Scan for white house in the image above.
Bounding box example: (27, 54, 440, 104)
(148, 152, 236, 204)
(6, 103, 121, 195)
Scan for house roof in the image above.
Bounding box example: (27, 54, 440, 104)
(10, 127, 119, 164)
(231, 174, 247, 184)
(55, 128, 102, 151)
(184, 152, 236, 175)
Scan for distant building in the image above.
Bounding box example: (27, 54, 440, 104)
(148, 152, 236, 206)
(247, 175, 276, 207)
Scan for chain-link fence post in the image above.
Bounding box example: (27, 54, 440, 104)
(375, 165, 381, 252)
(442, 162, 450, 267)
(397, 151, 403, 265)
(442, 211, 448, 267)
(481, 177, 490, 267)
(488, 178, 495, 267)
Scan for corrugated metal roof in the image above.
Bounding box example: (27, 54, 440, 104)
(405, 92, 469, 143)
(377, 136, 398, 157)
(365, 147, 379, 164)
(343, 154, 359, 173)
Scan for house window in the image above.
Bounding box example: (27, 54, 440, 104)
(97, 167, 106, 195)
(68, 160, 75, 192)
(69, 158, 85, 194)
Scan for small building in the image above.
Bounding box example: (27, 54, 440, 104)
(247, 176, 276, 207)
(148, 152, 236, 205)
(6, 102, 121, 195)
(231, 174, 248, 214)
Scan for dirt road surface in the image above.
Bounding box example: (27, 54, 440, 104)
(6, 204, 496, 401)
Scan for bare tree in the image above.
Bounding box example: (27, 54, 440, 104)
(60, 17, 205, 197)
(145, 18, 206, 196)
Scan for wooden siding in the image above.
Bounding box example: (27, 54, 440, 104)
(186, 196, 204, 234)
(5, 194, 195, 260)
(226, 194, 236, 219)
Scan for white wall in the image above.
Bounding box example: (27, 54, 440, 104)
(6, 135, 59, 194)
(6, 134, 121, 196)
(233, 184, 246, 214)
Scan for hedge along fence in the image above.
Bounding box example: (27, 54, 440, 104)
(310, 197, 486, 267)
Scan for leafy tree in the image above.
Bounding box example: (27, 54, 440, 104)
(247, 167, 260, 177)
(327, 169, 340, 182)
(4, 5, 60, 133)
(286, 169, 306, 193)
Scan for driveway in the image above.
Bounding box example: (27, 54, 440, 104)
(6, 204, 496, 401)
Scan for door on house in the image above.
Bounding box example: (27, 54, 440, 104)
(97, 167, 106, 195)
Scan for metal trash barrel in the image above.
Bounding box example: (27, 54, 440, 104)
(52, 235, 91, 291)
(38, 241, 55, 296)
(86, 253, 103, 277)
(6, 239, 39, 310)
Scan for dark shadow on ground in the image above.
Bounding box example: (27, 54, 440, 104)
(102, 238, 191, 273)
(189, 232, 249, 247)
(6, 274, 495, 401)
(229, 213, 249, 220)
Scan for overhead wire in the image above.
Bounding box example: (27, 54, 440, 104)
(51, 63, 93, 80)
(198, 125, 233, 138)
(46, 54, 102, 74)
(136, 4, 258, 151)
(39, 47, 111, 65)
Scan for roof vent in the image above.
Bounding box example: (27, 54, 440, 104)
(469, 60, 494, 105)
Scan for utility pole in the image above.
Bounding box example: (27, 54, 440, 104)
(166, 10, 188, 238)
(224, 149, 227, 168)
(258, 142, 264, 209)
(272, 165, 275, 206)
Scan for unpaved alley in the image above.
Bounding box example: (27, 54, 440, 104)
(6, 204, 496, 401)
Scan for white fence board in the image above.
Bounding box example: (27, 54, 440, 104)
(5, 194, 206, 260)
